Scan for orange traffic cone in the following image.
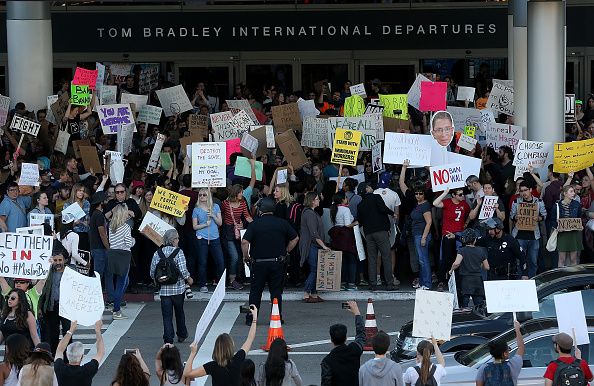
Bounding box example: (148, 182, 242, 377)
(261, 298, 285, 351)
(363, 298, 378, 351)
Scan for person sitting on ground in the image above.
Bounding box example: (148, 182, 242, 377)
(358, 331, 403, 386)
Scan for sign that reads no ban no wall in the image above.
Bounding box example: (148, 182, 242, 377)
(429, 163, 465, 192)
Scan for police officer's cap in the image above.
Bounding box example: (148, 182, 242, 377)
(257, 197, 276, 214)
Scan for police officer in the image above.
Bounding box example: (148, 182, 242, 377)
(241, 197, 299, 325)
(476, 218, 527, 280)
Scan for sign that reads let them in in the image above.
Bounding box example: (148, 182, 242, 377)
(150, 186, 190, 217)
(192, 142, 226, 188)
(316, 249, 342, 291)
(331, 128, 362, 166)
(553, 138, 594, 173)
(430, 163, 465, 191)
(484, 280, 539, 313)
(11, 115, 41, 137)
(516, 202, 538, 231)
(0, 233, 53, 280)
(98, 104, 133, 135)
(59, 267, 104, 326)
(70, 84, 91, 106)
(478, 196, 499, 220)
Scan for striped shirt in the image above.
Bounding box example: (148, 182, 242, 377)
(108, 223, 135, 251)
(150, 246, 191, 296)
(221, 199, 252, 226)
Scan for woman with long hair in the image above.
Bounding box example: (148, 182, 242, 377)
(183, 306, 258, 386)
(241, 359, 257, 386)
(0, 332, 30, 385)
(156, 344, 188, 386)
(403, 337, 446, 386)
(111, 349, 151, 386)
(553, 185, 584, 267)
(63, 183, 91, 251)
(311, 164, 325, 195)
(329, 193, 358, 291)
(59, 214, 89, 267)
(256, 338, 302, 386)
(108, 203, 135, 320)
(0, 289, 40, 348)
(28, 191, 53, 227)
(271, 184, 294, 220)
(18, 342, 57, 386)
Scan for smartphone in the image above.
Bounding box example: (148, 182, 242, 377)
(341, 302, 350, 310)
(124, 349, 136, 355)
(239, 305, 251, 314)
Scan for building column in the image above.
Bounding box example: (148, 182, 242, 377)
(527, 0, 565, 143)
(508, 0, 514, 79)
(513, 0, 528, 130)
(6, 1, 53, 110)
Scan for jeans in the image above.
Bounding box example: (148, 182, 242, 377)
(366, 230, 393, 286)
(180, 229, 199, 280)
(197, 238, 225, 287)
(92, 248, 114, 302)
(225, 239, 242, 276)
(304, 245, 319, 294)
(518, 238, 540, 278)
(113, 268, 129, 313)
(414, 234, 432, 288)
(160, 293, 187, 343)
(341, 251, 357, 285)
(407, 235, 419, 274)
(462, 294, 485, 308)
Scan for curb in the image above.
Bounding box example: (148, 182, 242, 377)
(155, 290, 417, 302)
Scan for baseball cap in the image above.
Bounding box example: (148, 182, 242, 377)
(377, 171, 392, 189)
(552, 332, 573, 351)
(90, 191, 107, 206)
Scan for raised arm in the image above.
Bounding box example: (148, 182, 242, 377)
(241, 305, 258, 353)
(55, 321, 77, 360)
(183, 342, 207, 379)
(431, 336, 445, 367)
(432, 188, 450, 209)
(93, 320, 105, 363)
(399, 160, 410, 194)
(514, 320, 525, 357)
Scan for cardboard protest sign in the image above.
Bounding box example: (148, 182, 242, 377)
(0, 233, 53, 279)
(456, 86, 475, 102)
(484, 280, 539, 313)
(457, 134, 477, 152)
(79, 146, 102, 173)
(407, 73, 432, 110)
(448, 272, 459, 309)
(104, 150, 124, 184)
(331, 128, 362, 166)
(98, 104, 134, 135)
(412, 289, 454, 340)
(192, 142, 226, 188)
(419, 81, 447, 112)
(557, 218, 584, 232)
(189, 113, 209, 136)
(297, 98, 320, 120)
(486, 81, 514, 116)
(226, 99, 258, 124)
(225, 138, 241, 164)
(243, 126, 267, 158)
(16, 226, 44, 235)
(429, 163, 465, 191)
(59, 267, 104, 326)
(372, 142, 383, 173)
(383, 117, 410, 134)
(343, 95, 365, 117)
(19, 163, 40, 187)
(116, 123, 135, 155)
(211, 111, 242, 141)
(150, 186, 190, 217)
(137, 105, 163, 126)
(378, 94, 408, 120)
(316, 249, 342, 291)
(50, 93, 70, 124)
(486, 123, 522, 152)
(565, 94, 576, 124)
(229, 110, 253, 134)
(553, 138, 594, 173)
(155, 85, 193, 117)
(271, 103, 302, 132)
(45, 95, 58, 125)
(276, 130, 308, 169)
(72, 67, 99, 90)
(515, 202, 538, 231)
(99, 85, 117, 105)
(139, 211, 174, 246)
(349, 83, 367, 98)
(235, 156, 263, 180)
(70, 85, 91, 106)
(478, 196, 499, 220)
(11, 115, 41, 137)
(121, 93, 148, 110)
(383, 133, 433, 166)
(146, 134, 166, 174)
(0, 95, 10, 126)
(194, 270, 226, 343)
(554, 291, 589, 345)
(72, 139, 91, 159)
(29, 213, 54, 232)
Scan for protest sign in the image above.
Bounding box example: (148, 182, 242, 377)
(383, 133, 433, 166)
(494, 79, 514, 88)
(331, 128, 362, 166)
(226, 99, 258, 124)
(192, 142, 226, 188)
(16, 226, 44, 235)
(554, 291, 589, 346)
(276, 168, 288, 185)
(328, 126, 376, 152)
(189, 114, 209, 137)
(457, 134, 477, 152)
(463, 126, 476, 138)
(72, 139, 91, 159)
(372, 142, 382, 173)
(565, 94, 576, 123)
(512, 140, 553, 180)
(553, 138, 594, 173)
(448, 272, 459, 309)
(79, 146, 103, 173)
(484, 280, 539, 313)
(108, 62, 132, 77)
(99, 85, 117, 105)
(72, 67, 98, 90)
(265, 126, 275, 148)
(105, 150, 124, 184)
(297, 98, 320, 120)
(59, 267, 104, 326)
(146, 134, 166, 173)
(328, 115, 383, 136)
(211, 111, 243, 141)
(316, 249, 342, 291)
(244, 126, 270, 157)
(0, 233, 53, 279)
(0, 95, 10, 126)
(383, 117, 410, 134)
(412, 289, 454, 340)
(378, 94, 408, 120)
(155, 85, 193, 117)
(343, 95, 365, 117)
(225, 138, 241, 164)
(557, 218, 584, 232)
(349, 83, 367, 98)
(276, 130, 308, 169)
(62, 202, 86, 222)
(481, 109, 495, 124)
(95, 62, 105, 90)
(29, 213, 54, 232)
(11, 115, 40, 137)
(353, 225, 366, 261)
(116, 123, 135, 155)
(235, 156, 263, 180)
(456, 86, 475, 102)
(302, 117, 329, 148)
(419, 81, 447, 112)
(272, 103, 302, 132)
(446, 107, 484, 137)
(486, 123, 522, 151)
(121, 93, 148, 110)
(429, 163, 465, 191)
(45, 95, 58, 125)
(98, 104, 133, 135)
(478, 196, 499, 220)
(150, 186, 190, 217)
(364, 104, 384, 116)
(138, 64, 160, 94)
(407, 73, 431, 110)
(19, 163, 40, 187)
(515, 202, 538, 231)
(137, 104, 163, 126)
(54, 130, 70, 155)
(51, 93, 70, 124)
(486, 81, 514, 116)
(70, 85, 91, 106)
(139, 211, 174, 246)
(229, 110, 253, 134)
(194, 270, 226, 343)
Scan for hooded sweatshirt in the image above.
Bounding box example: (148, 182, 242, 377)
(358, 357, 403, 386)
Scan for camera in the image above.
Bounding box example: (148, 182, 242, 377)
(341, 302, 350, 310)
(239, 304, 252, 314)
(124, 349, 136, 355)
(185, 284, 193, 299)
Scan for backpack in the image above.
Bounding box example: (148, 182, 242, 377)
(288, 202, 303, 232)
(482, 361, 514, 386)
(154, 248, 181, 285)
(552, 358, 586, 386)
(414, 365, 438, 386)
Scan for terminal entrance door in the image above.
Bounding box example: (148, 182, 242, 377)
(178, 65, 233, 106)
(360, 62, 416, 94)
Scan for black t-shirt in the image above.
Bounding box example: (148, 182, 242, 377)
(89, 209, 107, 250)
(54, 358, 99, 386)
(204, 349, 245, 386)
(243, 215, 297, 260)
(458, 246, 488, 276)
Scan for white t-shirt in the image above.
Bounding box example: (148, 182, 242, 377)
(334, 205, 354, 227)
(403, 363, 447, 386)
(374, 188, 401, 211)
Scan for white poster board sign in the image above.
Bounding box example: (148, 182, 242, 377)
(429, 163, 465, 191)
(371, 142, 383, 173)
(116, 123, 135, 155)
(194, 270, 227, 343)
(120, 93, 148, 109)
(554, 291, 589, 346)
(105, 150, 124, 184)
(486, 123, 522, 152)
(46, 95, 58, 125)
(138, 211, 175, 237)
(11, 115, 41, 137)
(456, 86, 475, 102)
(62, 202, 86, 222)
(192, 142, 226, 188)
(353, 224, 366, 261)
(229, 110, 253, 133)
(297, 98, 320, 120)
(137, 105, 163, 125)
(226, 99, 259, 124)
(478, 196, 499, 219)
(457, 134, 477, 152)
(146, 133, 166, 174)
(301, 117, 330, 148)
(100, 85, 117, 105)
(97, 104, 134, 135)
(240, 132, 258, 156)
(486, 82, 514, 116)
(210, 111, 238, 141)
(484, 280, 539, 313)
(407, 74, 432, 110)
(265, 126, 275, 148)
(19, 163, 40, 187)
(349, 83, 367, 98)
(448, 272, 459, 309)
(412, 289, 454, 341)
(29, 213, 54, 231)
(0, 233, 53, 279)
(383, 133, 433, 166)
(156, 85, 193, 117)
(59, 267, 104, 326)
(16, 225, 44, 235)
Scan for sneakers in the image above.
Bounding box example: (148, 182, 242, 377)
(199, 286, 209, 293)
(437, 282, 445, 292)
(105, 301, 113, 311)
(112, 311, 128, 320)
(393, 278, 401, 286)
(412, 278, 420, 289)
(345, 284, 358, 291)
(231, 280, 244, 290)
(357, 279, 369, 286)
(420, 286, 430, 290)
(121, 301, 127, 308)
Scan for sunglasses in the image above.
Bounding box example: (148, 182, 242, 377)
(199, 194, 208, 197)
(116, 190, 125, 194)
(455, 193, 465, 197)
(8, 296, 17, 301)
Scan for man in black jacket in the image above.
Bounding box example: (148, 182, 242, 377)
(321, 300, 364, 386)
(357, 183, 396, 290)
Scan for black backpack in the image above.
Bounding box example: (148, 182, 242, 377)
(414, 365, 438, 386)
(154, 248, 181, 285)
(552, 358, 586, 386)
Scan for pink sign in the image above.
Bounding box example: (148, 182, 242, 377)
(226, 138, 241, 165)
(72, 67, 99, 90)
(419, 81, 447, 112)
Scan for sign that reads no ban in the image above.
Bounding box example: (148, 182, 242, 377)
(429, 163, 465, 192)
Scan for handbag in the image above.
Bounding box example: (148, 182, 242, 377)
(546, 203, 560, 252)
(229, 201, 243, 240)
(107, 249, 132, 276)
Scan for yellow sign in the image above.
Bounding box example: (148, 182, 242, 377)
(553, 138, 594, 173)
(379, 94, 409, 120)
(343, 95, 365, 117)
(150, 186, 190, 217)
(331, 128, 362, 166)
(464, 125, 476, 138)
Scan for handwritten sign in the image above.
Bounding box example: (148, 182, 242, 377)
(349, 83, 367, 98)
(121, 93, 148, 110)
(271, 103, 302, 132)
(70, 84, 91, 106)
(98, 104, 133, 135)
(239, 132, 258, 156)
(137, 105, 163, 125)
(486, 123, 522, 152)
(464, 126, 476, 138)
(99, 85, 117, 105)
(139, 211, 174, 246)
(19, 163, 40, 187)
(407, 73, 432, 110)
(429, 163, 465, 191)
(486, 82, 514, 116)
(194, 270, 226, 343)
(478, 196, 498, 220)
(378, 94, 408, 120)
(59, 267, 104, 326)
(316, 249, 342, 291)
(0, 233, 53, 279)
(557, 218, 584, 232)
(457, 133, 477, 152)
(226, 99, 258, 124)
(302, 117, 329, 148)
(192, 142, 226, 188)
(565, 94, 576, 124)
(146, 134, 166, 173)
(555, 292, 589, 345)
(73, 67, 98, 90)
(211, 111, 243, 141)
(484, 280, 538, 313)
(516, 202, 538, 231)
(297, 98, 320, 120)
(104, 150, 124, 184)
(331, 128, 362, 166)
(29, 213, 54, 232)
(513, 140, 553, 180)
(456, 86, 475, 102)
(155, 85, 193, 117)
(412, 289, 454, 341)
(553, 138, 594, 173)
(150, 186, 190, 217)
(0, 95, 10, 126)
(343, 95, 365, 117)
(383, 133, 433, 166)
(189, 113, 209, 135)
(419, 81, 447, 112)
(11, 115, 40, 137)
(229, 110, 253, 134)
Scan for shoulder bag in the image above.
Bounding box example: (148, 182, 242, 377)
(545, 203, 559, 252)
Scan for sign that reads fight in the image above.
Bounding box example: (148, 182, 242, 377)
(0, 233, 53, 279)
(150, 186, 190, 217)
(330, 128, 362, 166)
(11, 115, 41, 137)
(430, 163, 465, 191)
(98, 104, 133, 135)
